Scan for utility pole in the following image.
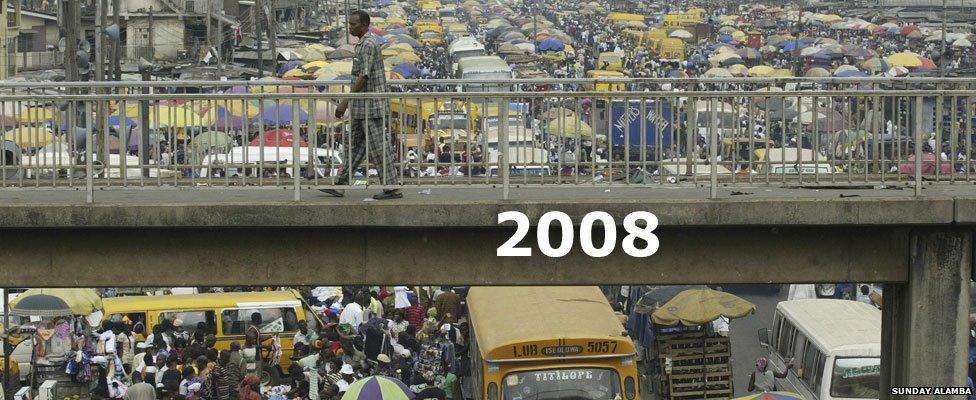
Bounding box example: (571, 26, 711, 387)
(64, 0, 80, 82)
(266, 4, 276, 72)
(95, 0, 106, 166)
(939, 0, 947, 77)
(793, 0, 803, 77)
(148, 6, 155, 62)
(206, 0, 212, 64)
(113, 0, 121, 80)
(215, 0, 224, 73)
(0, 0, 8, 80)
(255, 0, 263, 77)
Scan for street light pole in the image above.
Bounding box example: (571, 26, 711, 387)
(939, 0, 946, 77)
(793, 0, 804, 77)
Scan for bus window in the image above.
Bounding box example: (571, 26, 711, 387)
(830, 357, 880, 399)
(801, 342, 819, 388)
(776, 320, 795, 357)
(221, 308, 299, 335)
(502, 368, 621, 400)
(159, 311, 216, 336)
(812, 353, 826, 393)
(792, 334, 807, 369)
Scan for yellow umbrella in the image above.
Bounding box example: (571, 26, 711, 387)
(283, 68, 310, 78)
(771, 68, 794, 77)
(713, 46, 735, 55)
(327, 60, 354, 75)
(886, 52, 922, 68)
(704, 67, 733, 78)
(224, 101, 261, 119)
(546, 117, 592, 138)
(727, 64, 748, 76)
(124, 105, 211, 128)
(17, 107, 55, 124)
(804, 67, 830, 77)
(382, 48, 400, 57)
(302, 60, 330, 71)
(651, 288, 757, 326)
(3, 126, 56, 148)
(731, 30, 747, 41)
(305, 43, 329, 53)
(718, 26, 736, 34)
(747, 65, 775, 77)
(397, 52, 421, 63)
(9, 288, 103, 317)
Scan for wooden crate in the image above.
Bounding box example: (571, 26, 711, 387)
(656, 331, 734, 400)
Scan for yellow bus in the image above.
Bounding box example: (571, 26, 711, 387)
(101, 290, 324, 385)
(597, 52, 624, 71)
(390, 99, 474, 149)
(413, 19, 445, 45)
(585, 70, 627, 91)
(466, 287, 640, 400)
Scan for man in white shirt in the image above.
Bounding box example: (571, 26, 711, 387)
(339, 295, 367, 330)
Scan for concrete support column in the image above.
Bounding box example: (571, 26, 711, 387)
(883, 229, 972, 399)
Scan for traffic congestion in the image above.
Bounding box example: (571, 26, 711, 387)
(0, 284, 893, 400)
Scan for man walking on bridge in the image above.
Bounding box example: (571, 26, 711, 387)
(321, 10, 402, 200)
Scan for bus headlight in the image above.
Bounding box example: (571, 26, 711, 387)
(621, 356, 634, 366)
(488, 382, 499, 400)
(624, 376, 636, 400)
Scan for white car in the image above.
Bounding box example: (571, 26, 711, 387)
(199, 146, 342, 178)
(21, 150, 170, 179)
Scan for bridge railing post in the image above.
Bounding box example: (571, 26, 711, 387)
(914, 96, 923, 197)
(500, 96, 510, 201)
(709, 97, 718, 199)
(292, 99, 301, 201)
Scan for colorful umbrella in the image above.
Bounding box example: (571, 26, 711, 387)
(651, 288, 757, 326)
(860, 57, 889, 73)
(253, 104, 309, 126)
(3, 127, 57, 148)
(886, 52, 922, 68)
(341, 376, 414, 400)
(747, 65, 775, 77)
(249, 129, 308, 148)
(704, 67, 733, 77)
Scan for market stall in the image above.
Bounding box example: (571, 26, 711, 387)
(9, 289, 103, 399)
(632, 287, 756, 400)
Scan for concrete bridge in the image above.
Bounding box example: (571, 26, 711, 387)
(3, 78, 976, 397)
(1, 185, 974, 397)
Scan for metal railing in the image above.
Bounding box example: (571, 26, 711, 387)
(0, 77, 974, 202)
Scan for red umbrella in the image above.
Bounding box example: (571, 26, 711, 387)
(369, 26, 387, 36)
(899, 25, 919, 36)
(917, 57, 937, 70)
(249, 129, 308, 147)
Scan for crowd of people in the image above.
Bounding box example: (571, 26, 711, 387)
(90, 286, 468, 400)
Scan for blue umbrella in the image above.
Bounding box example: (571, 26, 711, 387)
(387, 27, 408, 35)
(393, 63, 421, 78)
(253, 104, 309, 126)
(278, 60, 302, 75)
(834, 69, 868, 78)
(391, 34, 420, 47)
(709, 43, 735, 51)
(374, 36, 389, 45)
(372, 0, 392, 6)
(780, 41, 807, 51)
(688, 54, 708, 66)
(811, 52, 832, 62)
(108, 116, 138, 127)
(538, 37, 565, 52)
(720, 56, 745, 66)
(718, 34, 733, 43)
(211, 107, 245, 130)
(508, 102, 530, 113)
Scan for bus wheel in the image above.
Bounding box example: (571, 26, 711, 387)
(261, 366, 281, 386)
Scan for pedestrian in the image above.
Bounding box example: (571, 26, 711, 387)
(125, 373, 157, 400)
(236, 376, 262, 400)
(225, 343, 245, 399)
(320, 10, 402, 200)
(244, 313, 266, 384)
(432, 287, 460, 324)
(403, 296, 425, 331)
(747, 357, 792, 393)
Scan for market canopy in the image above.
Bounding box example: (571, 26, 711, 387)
(651, 288, 757, 326)
(10, 288, 103, 317)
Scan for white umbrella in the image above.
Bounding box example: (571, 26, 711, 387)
(800, 46, 821, 56)
(953, 38, 973, 48)
(669, 29, 693, 39)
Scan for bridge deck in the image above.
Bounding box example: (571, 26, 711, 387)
(1, 185, 974, 227)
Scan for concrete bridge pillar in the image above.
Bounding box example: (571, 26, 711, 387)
(882, 229, 972, 399)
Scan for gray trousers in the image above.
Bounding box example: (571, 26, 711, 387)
(342, 117, 400, 186)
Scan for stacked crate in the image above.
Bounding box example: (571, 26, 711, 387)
(656, 330, 733, 399)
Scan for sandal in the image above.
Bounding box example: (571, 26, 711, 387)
(372, 189, 403, 200)
(318, 189, 345, 197)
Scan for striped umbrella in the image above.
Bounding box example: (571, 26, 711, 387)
(341, 376, 415, 400)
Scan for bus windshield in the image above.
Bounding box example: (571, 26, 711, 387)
(502, 368, 621, 400)
(830, 357, 880, 399)
(431, 114, 469, 130)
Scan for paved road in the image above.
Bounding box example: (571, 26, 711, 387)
(726, 284, 789, 397)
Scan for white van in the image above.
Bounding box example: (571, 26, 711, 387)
(758, 299, 881, 400)
(457, 56, 514, 94)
